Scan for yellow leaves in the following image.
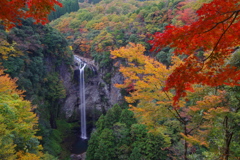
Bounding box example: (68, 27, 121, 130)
(0, 39, 23, 61)
(190, 91, 227, 116)
(101, 16, 109, 22)
(111, 43, 186, 129)
(111, 43, 145, 61)
(180, 133, 209, 147)
(125, 96, 135, 103)
(193, 93, 224, 111)
(129, 104, 145, 113)
(111, 43, 171, 88)
(185, 0, 213, 10)
(54, 17, 73, 33)
(203, 107, 229, 120)
(119, 66, 140, 81)
(17, 151, 41, 160)
(111, 43, 181, 100)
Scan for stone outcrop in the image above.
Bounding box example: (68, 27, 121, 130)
(70, 152, 86, 160)
(59, 55, 123, 122)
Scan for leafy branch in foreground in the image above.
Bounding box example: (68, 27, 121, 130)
(149, 0, 240, 104)
(0, 0, 62, 29)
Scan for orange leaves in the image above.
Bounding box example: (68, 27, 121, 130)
(0, 69, 24, 96)
(93, 22, 105, 30)
(74, 38, 91, 56)
(150, 0, 240, 103)
(0, 0, 62, 29)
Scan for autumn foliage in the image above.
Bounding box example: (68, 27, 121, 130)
(111, 43, 204, 158)
(175, 0, 198, 25)
(0, 69, 43, 159)
(0, 0, 62, 29)
(150, 0, 240, 104)
(111, 42, 240, 159)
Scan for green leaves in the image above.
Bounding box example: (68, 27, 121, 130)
(0, 70, 42, 159)
(87, 105, 170, 160)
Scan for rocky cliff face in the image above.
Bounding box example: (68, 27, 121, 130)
(59, 56, 123, 123)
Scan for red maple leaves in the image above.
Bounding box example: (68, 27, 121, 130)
(150, 0, 240, 104)
(0, 0, 62, 29)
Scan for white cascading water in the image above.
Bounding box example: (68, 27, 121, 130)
(74, 55, 87, 139)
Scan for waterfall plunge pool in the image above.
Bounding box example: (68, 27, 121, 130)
(71, 136, 88, 154)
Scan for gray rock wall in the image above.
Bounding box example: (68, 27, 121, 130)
(59, 56, 123, 122)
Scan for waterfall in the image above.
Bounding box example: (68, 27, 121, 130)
(74, 55, 87, 139)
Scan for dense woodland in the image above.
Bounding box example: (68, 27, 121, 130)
(0, 0, 240, 159)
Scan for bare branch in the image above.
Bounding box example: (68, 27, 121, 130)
(203, 11, 236, 33)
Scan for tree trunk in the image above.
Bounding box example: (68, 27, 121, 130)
(50, 112, 57, 129)
(50, 100, 58, 129)
(223, 116, 233, 160)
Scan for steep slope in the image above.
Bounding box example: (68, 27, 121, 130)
(0, 19, 73, 158)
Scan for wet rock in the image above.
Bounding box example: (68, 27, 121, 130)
(59, 56, 123, 121)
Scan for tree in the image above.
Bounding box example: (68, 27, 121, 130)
(0, 69, 42, 159)
(48, 0, 79, 21)
(94, 128, 116, 160)
(104, 104, 122, 128)
(111, 43, 189, 158)
(183, 89, 240, 160)
(87, 103, 170, 160)
(0, 0, 62, 29)
(174, 0, 198, 26)
(0, 36, 22, 61)
(119, 109, 137, 128)
(149, 0, 240, 104)
(111, 43, 240, 159)
(86, 131, 100, 160)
